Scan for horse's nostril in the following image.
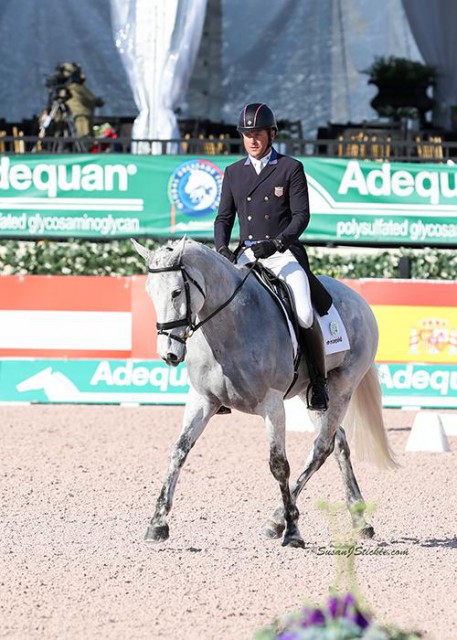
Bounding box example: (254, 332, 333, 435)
(167, 353, 179, 363)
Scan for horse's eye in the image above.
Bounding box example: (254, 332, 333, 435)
(171, 289, 182, 299)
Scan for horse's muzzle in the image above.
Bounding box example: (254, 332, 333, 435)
(163, 351, 185, 367)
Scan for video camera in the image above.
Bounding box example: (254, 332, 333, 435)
(45, 69, 71, 103)
(45, 62, 82, 104)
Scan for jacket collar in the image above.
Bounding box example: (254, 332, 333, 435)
(243, 146, 279, 167)
(242, 147, 279, 194)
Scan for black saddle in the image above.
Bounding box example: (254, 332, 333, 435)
(251, 262, 300, 341)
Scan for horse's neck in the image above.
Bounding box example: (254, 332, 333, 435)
(186, 246, 242, 312)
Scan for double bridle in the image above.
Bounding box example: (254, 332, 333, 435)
(148, 257, 257, 345)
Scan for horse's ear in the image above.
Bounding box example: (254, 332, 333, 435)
(175, 235, 187, 261)
(131, 238, 151, 263)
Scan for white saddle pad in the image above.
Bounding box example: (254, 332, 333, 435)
(271, 302, 349, 359)
(317, 304, 350, 355)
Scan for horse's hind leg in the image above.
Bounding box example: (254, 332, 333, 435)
(145, 389, 216, 542)
(265, 407, 339, 542)
(334, 427, 374, 539)
(260, 392, 304, 548)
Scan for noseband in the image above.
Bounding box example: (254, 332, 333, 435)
(148, 257, 257, 345)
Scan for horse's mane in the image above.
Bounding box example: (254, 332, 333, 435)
(152, 239, 234, 272)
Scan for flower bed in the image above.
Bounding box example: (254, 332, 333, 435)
(254, 593, 421, 640)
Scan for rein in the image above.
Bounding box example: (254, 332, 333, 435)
(148, 256, 257, 344)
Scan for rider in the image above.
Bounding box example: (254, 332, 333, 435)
(214, 103, 332, 411)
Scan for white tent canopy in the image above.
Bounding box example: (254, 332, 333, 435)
(402, 0, 457, 128)
(2, 0, 454, 145)
(110, 0, 207, 152)
(114, 0, 422, 144)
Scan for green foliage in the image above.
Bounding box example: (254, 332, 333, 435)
(364, 56, 437, 86)
(307, 247, 455, 280)
(0, 239, 454, 280)
(0, 239, 153, 276)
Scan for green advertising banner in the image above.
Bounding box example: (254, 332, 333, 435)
(1, 359, 456, 408)
(0, 359, 189, 404)
(0, 153, 456, 245)
(377, 363, 457, 408)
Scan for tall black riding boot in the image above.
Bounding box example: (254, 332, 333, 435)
(300, 320, 329, 411)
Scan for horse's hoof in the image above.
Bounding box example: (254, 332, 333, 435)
(263, 520, 285, 539)
(358, 525, 375, 539)
(144, 523, 169, 542)
(282, 534, 305, 549)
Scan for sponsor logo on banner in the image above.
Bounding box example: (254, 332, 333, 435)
(409, 317, 457, 356)
(0, 360, 190, 404)
(0, 155, 456, 244)
(0, 156, 138, 199)
(168, 159, 223, 218)
(306, 159, 457, 245)
(1, 358, 457, 409)
(0, 156, 143, 237)
(377, 363, 457, 407)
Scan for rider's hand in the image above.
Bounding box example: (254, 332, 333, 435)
(218, 245, 236, 262)
(252, 240, 277, 259)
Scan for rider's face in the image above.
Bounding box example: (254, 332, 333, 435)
(242, 129, 275, 160)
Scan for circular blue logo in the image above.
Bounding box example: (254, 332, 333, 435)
(168, 159, 223, 218)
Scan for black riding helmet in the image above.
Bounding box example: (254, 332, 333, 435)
(237, 103, 278, 133)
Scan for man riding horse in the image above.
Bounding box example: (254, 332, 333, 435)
(214, 102, 332, 411)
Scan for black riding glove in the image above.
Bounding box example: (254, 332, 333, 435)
(252, 239, 278, 259)
(218, 245, 236, 262)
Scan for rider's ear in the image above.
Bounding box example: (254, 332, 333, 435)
(131, 238, 151, 263)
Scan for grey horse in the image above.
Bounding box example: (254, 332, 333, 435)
(133, 237, 396, 548)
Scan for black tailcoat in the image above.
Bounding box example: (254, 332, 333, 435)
(214, 148, 332, 315)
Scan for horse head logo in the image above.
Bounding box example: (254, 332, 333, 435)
(168, 159, 223, 218)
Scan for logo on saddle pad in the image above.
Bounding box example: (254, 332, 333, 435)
(317, 307, 350, 355)
(329, 321, 340, 337)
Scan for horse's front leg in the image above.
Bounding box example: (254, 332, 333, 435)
(145, 388, 217, 542)
(260, 393, 304, 548)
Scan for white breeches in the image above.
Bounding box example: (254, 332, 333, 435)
(237, 248, 314, 328)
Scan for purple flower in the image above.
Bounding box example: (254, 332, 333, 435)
(338, 593, 371, 629)
(298, 606, 326, 628)
(306, 609, 326, 626)
(277, 631, 301, 640)
(342, 592, 357, 615)
(324, 593, 371, 630)
(347, 607, 371, 629)
(327, 595, 341, 619)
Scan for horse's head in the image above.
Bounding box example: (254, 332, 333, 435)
(133, 237, 206, 366)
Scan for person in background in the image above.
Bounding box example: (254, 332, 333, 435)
(60, 62, 104, 138)
(214, 103, 332, 411)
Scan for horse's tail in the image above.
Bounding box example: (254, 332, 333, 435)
(343, 366, 398, 470)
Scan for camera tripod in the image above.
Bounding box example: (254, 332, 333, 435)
(33, 96, 88, 153)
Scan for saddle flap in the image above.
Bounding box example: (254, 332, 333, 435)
(252, 263, 300, 338)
